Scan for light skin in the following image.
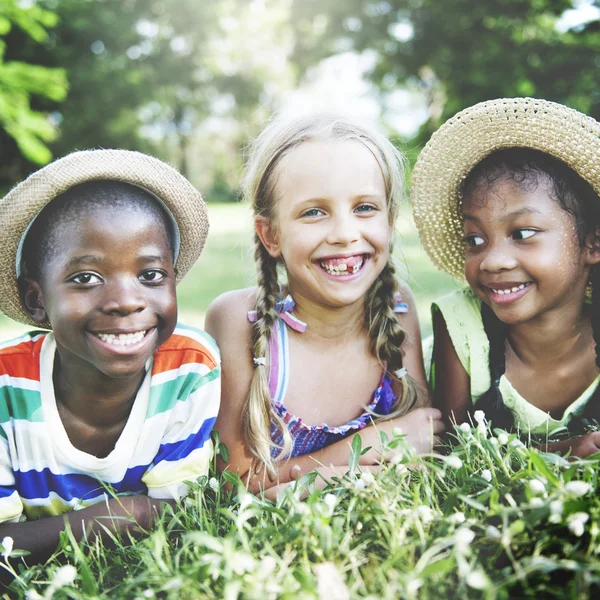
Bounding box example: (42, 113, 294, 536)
(206, 139, 442, 497)
(433, 177, 600, 456)
(4, 206, 178, 564)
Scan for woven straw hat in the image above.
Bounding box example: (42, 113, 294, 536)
(411, 97, 600, 281)
(0, 149, 209, 327)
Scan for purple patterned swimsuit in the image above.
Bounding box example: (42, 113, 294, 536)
(248, 295, 409, 458)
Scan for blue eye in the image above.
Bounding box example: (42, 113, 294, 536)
(513, 229, 537, 240)
(463, 234, 485, 248)
(139, 270, 165, 283)
(301, 208, 324, 218)
(355, 204, 377, 214)
(70, 273, 102, 284)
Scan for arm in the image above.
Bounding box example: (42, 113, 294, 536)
(1, 495, 173, 566)
(432, 309, 472, 429)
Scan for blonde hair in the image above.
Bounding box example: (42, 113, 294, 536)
(243, 113, 425, 477)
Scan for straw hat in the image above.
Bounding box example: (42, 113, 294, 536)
(0, 149, 209, 327)
(411, 97, 600, 282)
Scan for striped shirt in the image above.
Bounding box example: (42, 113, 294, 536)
(0, 323, 220, 523)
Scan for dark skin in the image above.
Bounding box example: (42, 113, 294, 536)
(3, 205, 178, 567)
(434, 178, 600, 457)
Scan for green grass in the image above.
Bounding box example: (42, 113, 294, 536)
(7, 424, 600, 599)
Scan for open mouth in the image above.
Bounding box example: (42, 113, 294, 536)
(488, 283, 529, 296)
(94, 330, 149, 347)
(318, 254, 366, 276)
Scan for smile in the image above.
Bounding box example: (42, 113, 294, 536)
(489, 283, 528, 295)
(485, 282, 533, 304)
(318, 254, 365, 276)
(94, 330, 148, 347)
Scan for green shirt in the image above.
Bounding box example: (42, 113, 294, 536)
(431, 287, 599, 434)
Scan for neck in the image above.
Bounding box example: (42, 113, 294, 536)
(289, 291, 366, 342)
(53, 355, 145, 427)
(507, 303, 592, 366)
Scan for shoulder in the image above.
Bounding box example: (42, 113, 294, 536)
(205, 288, 257, 347)
(154, 324, 221, 373)
(0, 331, 47, 377)
(432, 286, 481, 319)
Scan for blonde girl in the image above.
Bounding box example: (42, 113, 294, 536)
(206, 113, 442, 492)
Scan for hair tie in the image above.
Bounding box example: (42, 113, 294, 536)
(253, 357, 266, 367)
(394, 367, 407, 379)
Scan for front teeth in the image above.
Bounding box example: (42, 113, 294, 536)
(96, 330, 147, 346)
(320, 259, 364, 275)
(491, 284, 527, 295)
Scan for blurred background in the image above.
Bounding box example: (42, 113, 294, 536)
(1, 0, 599, 336)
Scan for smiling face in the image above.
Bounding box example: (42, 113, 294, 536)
(23, 205, 177, 383)
(463, 176, 596, 325)
(256, 139, 392, 310)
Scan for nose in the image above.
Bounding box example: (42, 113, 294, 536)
(479, 242, 518, 273)
(326, 211, 360, 246)
(101, 277, 147, 316)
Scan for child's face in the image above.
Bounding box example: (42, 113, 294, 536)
(463, 177, 595, 325)
(257, 139, 391, 309)
(25, 206, 177, 381)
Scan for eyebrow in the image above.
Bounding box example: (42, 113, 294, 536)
(463, 206, 544, 222)
(63, 254, 170, 270)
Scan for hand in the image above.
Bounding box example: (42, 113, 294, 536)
(359, 408, 445, 464)
(563, 432, 600, 459)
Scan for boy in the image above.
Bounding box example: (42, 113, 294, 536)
(0, 150, 220, 564)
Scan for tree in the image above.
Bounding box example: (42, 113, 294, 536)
(0, 0, 66, 190)
(289, 0, 600, 143)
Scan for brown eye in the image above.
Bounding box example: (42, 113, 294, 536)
(70, 273, 101, 284)
(513, 229, 536, 240)
(139, 270, 165, 282)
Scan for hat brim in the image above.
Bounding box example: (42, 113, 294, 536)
(411, 97, 600, 281)
(0, 149, 208, 328)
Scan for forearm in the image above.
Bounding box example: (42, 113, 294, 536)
(0, 496, 173, 565)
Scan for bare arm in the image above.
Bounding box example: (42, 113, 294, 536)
(1, 495, 173, 566)
(432, 309, 472, 429)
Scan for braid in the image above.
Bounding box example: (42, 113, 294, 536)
(475, 303, 516, 431)
(365, 258, 425, 415)
(243, 236, 292, 478)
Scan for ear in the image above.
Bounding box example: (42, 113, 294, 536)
(254, 216, 281, 259)
(19, 278, 48, 324)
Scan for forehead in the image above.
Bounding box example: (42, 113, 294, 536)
(463, 177, 565, 219)
(275, 139, 386, 200)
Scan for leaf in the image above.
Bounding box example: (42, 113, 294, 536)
(348, 434, 362, 473)
(529, 451, 560, 486)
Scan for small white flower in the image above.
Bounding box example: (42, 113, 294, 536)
(509, 438, 524, 448)
(416, 505, 435, 523)
(497, 432, 509, 445)
(481, 469, 492, 482)
(529, 497, 544, 507)
(448, 511, 466, 524)
(529, 479, 546, 495)
(1, 536, 13, 558)
(239, 494, 254, 510)
(208, 477, 219, 492)
(486, 525, 502, 540)
(565, 481, 592, 497)
(445, 455, 463, 469)
(142, 590, 155, 599)
(489, 437, 499, 447)
(360, 471, 375, 486)
(258, 556, 277, 578)
(25, 591, 44, 600)
(323, 493, 337, 512)
(458, 422, 471, 433)
(466, 570, 487, 590)
(392, 427, 403, 437)
(52, 565, 77, 588)
(476, 422, 488, 438)
(293, 503, 310, 516)
(567, 512, 589, 537)
(406, 578, 423, 595)
(455, 527, 475, 552)
(550, 500, 564, 517)
(473, 410, 486, 424)
(353, 478, 366, 491)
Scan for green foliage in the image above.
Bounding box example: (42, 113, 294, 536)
(289, 0, 600, 141)
(5, 422, 600, 598)
(0, 0, 66, 166)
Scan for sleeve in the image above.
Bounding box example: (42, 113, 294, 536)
(0, 435, 23, 524)
(431, 287, 491, 402)
(142, 337, 221, 501)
